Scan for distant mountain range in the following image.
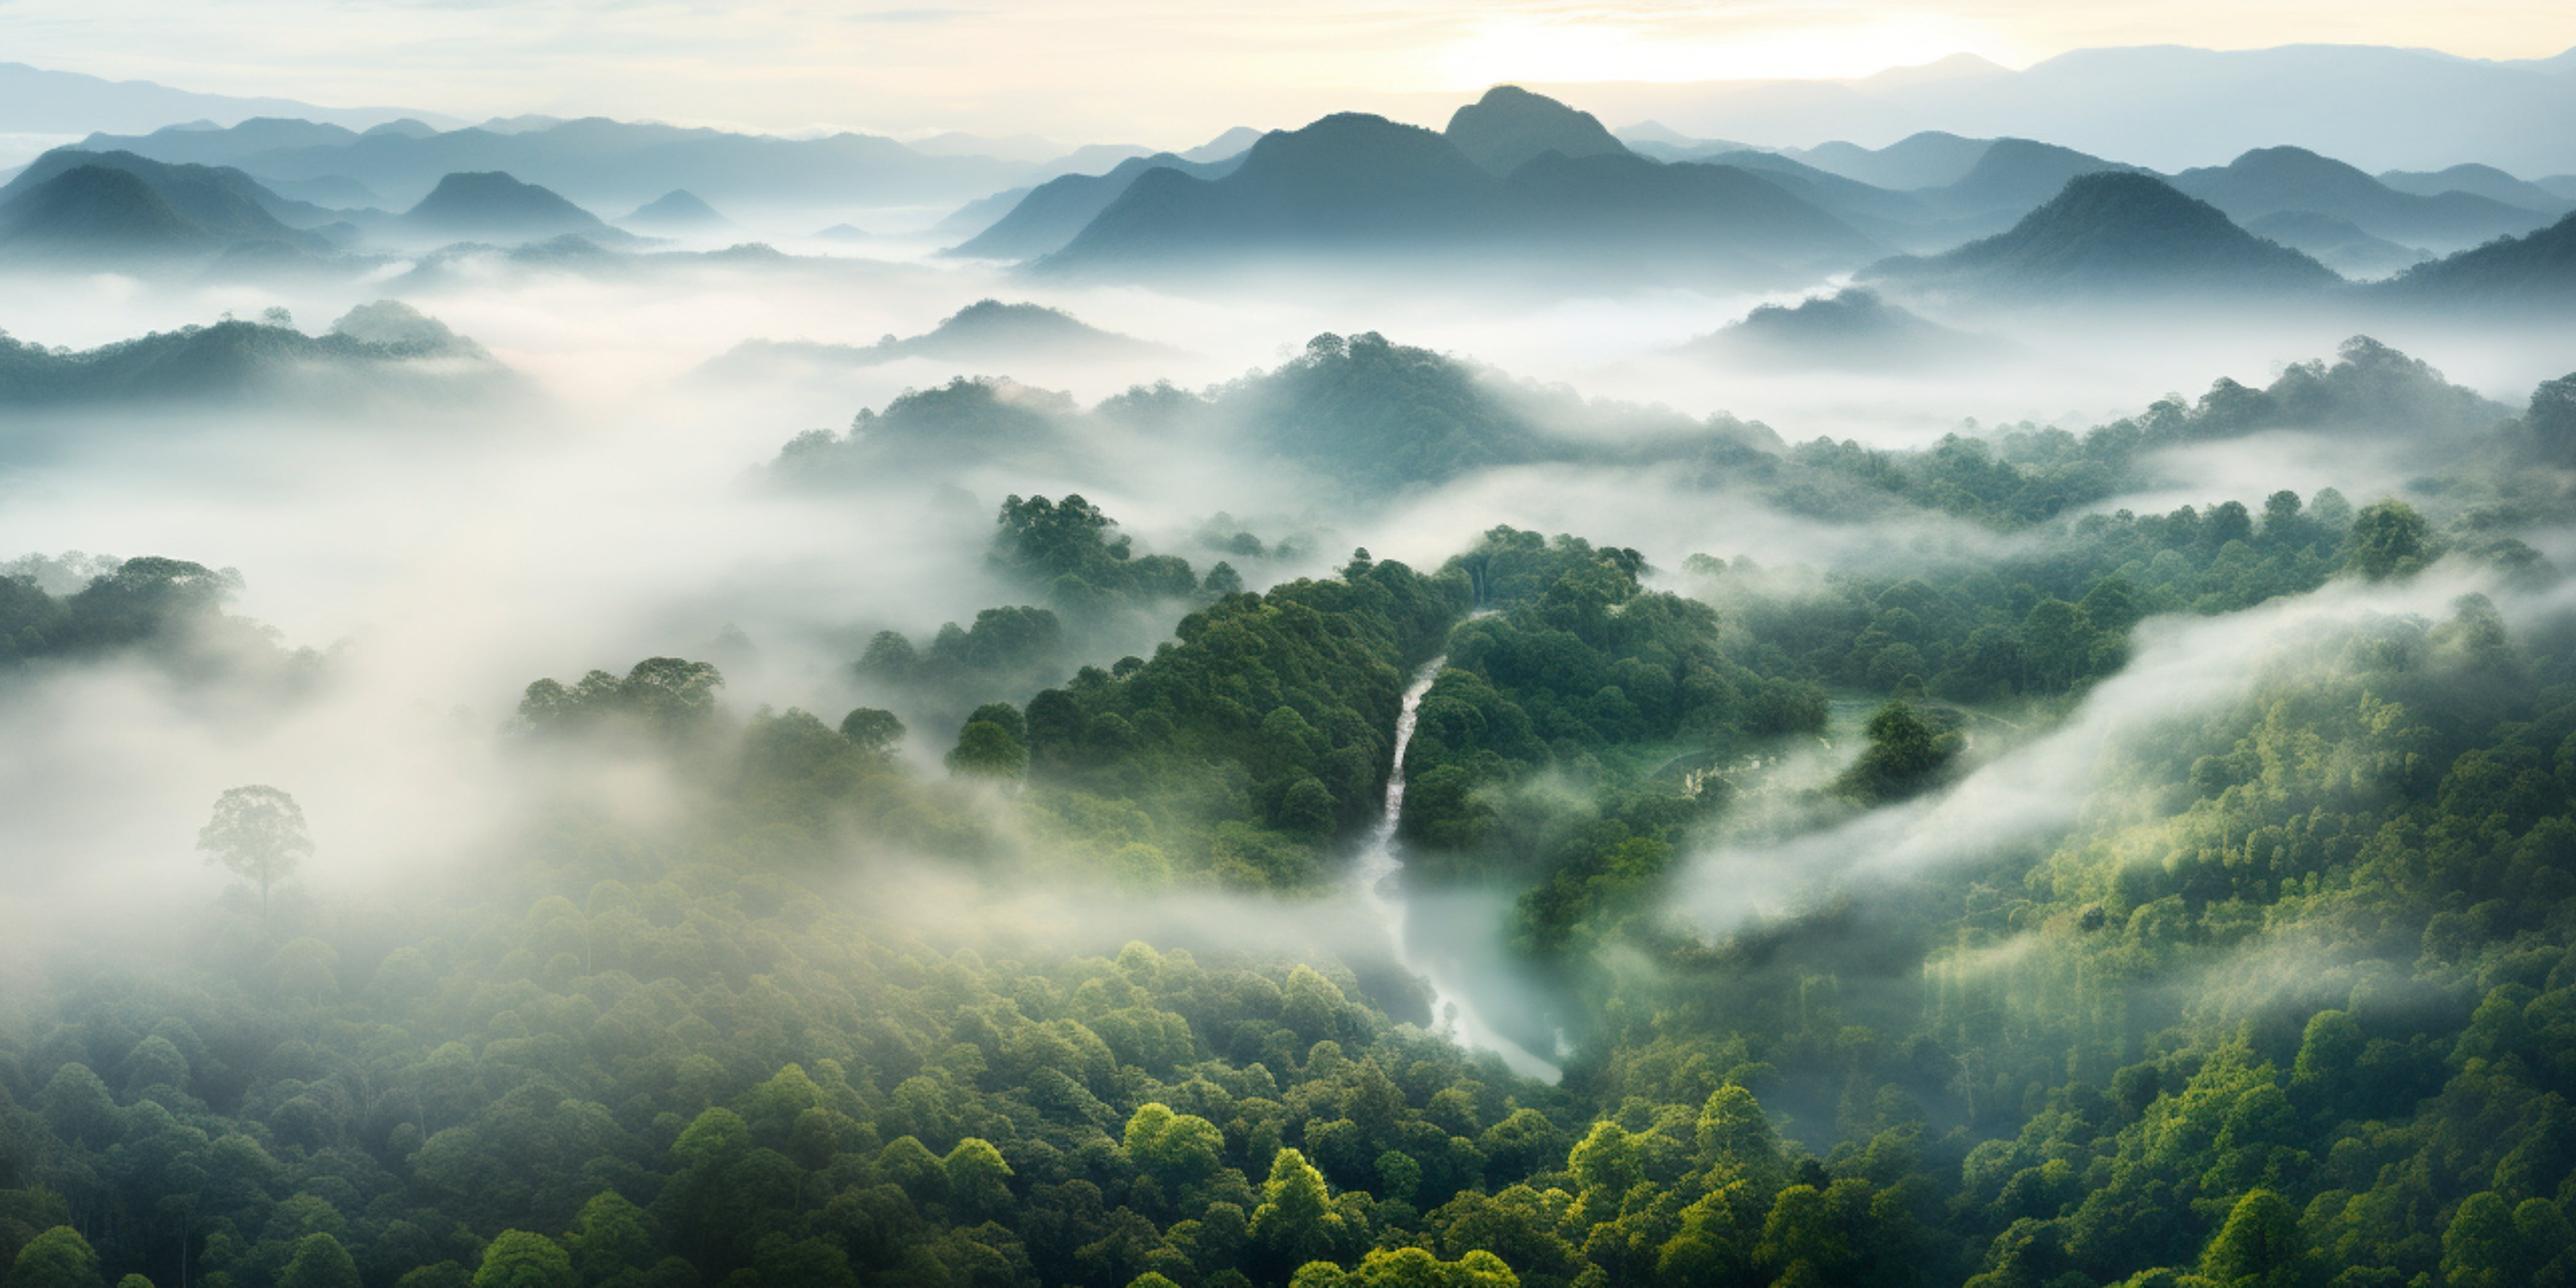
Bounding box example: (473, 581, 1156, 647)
(55, 115, 1145, 212)
(0, 62, 456, 135)
(0, 147, 646, 264)
(1535, 44, 2576, 175)
(947, 150, 1249, 261)
(1033, 99, 1873, 283)
(1865, 171, 2341, 297)
(949, 86, 2558, 293)
(2169, 146, 2551, 250)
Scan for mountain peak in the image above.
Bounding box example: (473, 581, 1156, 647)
(1872, 169, 2342, 294)
(623, 188, 729, 229)
(0, 163, 210, 259)
(403, 171, 611, 239)
(1444, 85, 1628, 176)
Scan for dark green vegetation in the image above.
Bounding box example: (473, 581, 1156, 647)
(0, 554, 314, 682)
(0, 304, 505, 407)
(9, 337, 2576, 1288)
(2387, 210, 2576, 304)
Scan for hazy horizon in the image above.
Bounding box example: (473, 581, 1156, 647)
(6, 4, 2574, 144)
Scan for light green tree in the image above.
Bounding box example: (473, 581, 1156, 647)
(196, 784, 312, 918)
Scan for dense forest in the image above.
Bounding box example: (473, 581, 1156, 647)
(7, 332, 2576, 1288)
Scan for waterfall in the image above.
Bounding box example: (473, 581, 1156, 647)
(1354, 656, 1563, 1081)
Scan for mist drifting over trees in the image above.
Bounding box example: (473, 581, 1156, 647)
(5, 21, 2576, 1288)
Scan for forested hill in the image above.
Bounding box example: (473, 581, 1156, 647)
(6, 345, 2576, 1288)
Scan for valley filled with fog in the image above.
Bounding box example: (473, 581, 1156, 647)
(6, 48, 2576, 1288)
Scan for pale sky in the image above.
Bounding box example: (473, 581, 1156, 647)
(12, 0, 2575, 144)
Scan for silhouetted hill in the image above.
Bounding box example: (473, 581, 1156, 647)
(2243, 210, 2429, 279)
(621, 189, 729, 230)
(1443, 86, 1629, 175)
(400, 171, 624, 243)
(773, 377, 1083, 479)
(0, 301, 510, 405)
(75, 117, 368, 166)
(1039, 112, 1870, 282)
(1500, 150, 1876, 266)
(947, 151, 1246, 260)
(2383, 210, 2576, 303)
(1687, 287, 1991, 369)
(1868, 171, 2342, 297)
(2, 148, 334, 239)
(2379, 163, 2575, 213)
(0, 166, 213, 259)
(2171, 146, 2551, 249)
(1040, 113, 1499, 266)
(711, 299, 1176, 375)
(1790, 131, 1992, 190)
(1687, 150, 1948, 247)
(1178, 126, 1262, 163)
(1918, 138, 2137, 223)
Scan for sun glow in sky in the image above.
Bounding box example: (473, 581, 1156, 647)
(3, 0, 2570, 142)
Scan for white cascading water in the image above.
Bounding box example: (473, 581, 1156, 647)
(1354, 656, 1563, 1081)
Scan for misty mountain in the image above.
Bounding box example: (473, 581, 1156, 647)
(398, 171, 626, 244)
(2, 148, 337, 241)
(1443, 85, 1630, 176)
(1867, 171, 2342, 297)
(946, 150, 1249, 261)
(2169, 146, 2553, 250)
(1785, 131, 1993, 190)
(1915, 138, 2140, 225)
(261, 174, 383, 208)
(713, 299, 1176, 375)
(1178, 126, 1263, 163)
(74, 116, 381, 167)
(1548, 43, 2576, 175)
(0, 166, 214, 260)
(1037, 110, 1871, 282)
(0, 301, 508, 405)
(2377, 163, 2575, 214)
(2383, 209, 2576, 304)
(0, 62, 453, 135)
(1676, 149, 1951, 248)
(2242, 210, 2430, 280)
(71, 114, 1118, 213)
(775, 376, 1083, 478)
(620, 189, 730, 231)
(1612, 121, 1765, 163)
(1687, 287, 1992, 370)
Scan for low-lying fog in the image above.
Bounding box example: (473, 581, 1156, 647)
(2, 240, 2572, 1029)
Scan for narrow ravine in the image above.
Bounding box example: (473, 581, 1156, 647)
(1353, 656, 1564, 1081)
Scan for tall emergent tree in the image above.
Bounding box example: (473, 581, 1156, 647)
(196, 784, 312, 918)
